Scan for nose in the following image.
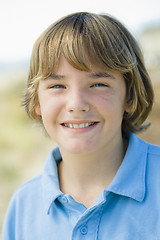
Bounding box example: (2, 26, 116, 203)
(66, 87, 90, 113)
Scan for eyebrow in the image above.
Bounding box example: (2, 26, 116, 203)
(44, 72, 115, 81)
(88, 72, 116, 79)
(46, 74, 65, 80)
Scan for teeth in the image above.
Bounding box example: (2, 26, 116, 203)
(79, 123, 85, 128)
(64, 122, 95, 128)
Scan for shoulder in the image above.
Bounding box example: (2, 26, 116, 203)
(147, 142, 160, 157)
(128, 134, 160, 169)
(137, 136, 160, 162)
(10, 174, 43, 205)
(140, 138, 160, 182)
(146, 141, 160, 171)
(18, 173, 42, 191)
(2, 174, 43, 233)
(132, 134, 160, 157)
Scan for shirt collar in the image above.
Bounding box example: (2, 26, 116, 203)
(42, 134, 148, 213)
(106, 133, 148, 202)
(42, 146, 63, 214)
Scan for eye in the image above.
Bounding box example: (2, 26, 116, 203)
(90, 83, 109, 88)
(49, 84, 66, 89)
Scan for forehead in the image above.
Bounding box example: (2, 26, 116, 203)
(44, 56, 124, 85)
(52, 56, 107, 74)
(35, 12, 135, 83)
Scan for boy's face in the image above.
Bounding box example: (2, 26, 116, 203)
(36, 57, 129, 155)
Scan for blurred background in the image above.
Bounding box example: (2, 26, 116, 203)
(0, 0, 160, 236)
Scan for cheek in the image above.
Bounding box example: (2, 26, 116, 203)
(38, 95, 62, 121)
(92, 93, 115, 110)
(94, 93, 126, 118)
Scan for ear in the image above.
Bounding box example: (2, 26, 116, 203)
(35, 104, 41, 116)
(124, 99, 132, 114)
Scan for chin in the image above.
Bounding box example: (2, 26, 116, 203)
(64, 143, 96, 155)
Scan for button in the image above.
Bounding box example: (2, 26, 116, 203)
(61, 196, 68, 203)
(59, 196, 68, 204)
(80, 226, 88, 235)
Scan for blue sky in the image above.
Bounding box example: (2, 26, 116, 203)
(1, 0, 160, 62)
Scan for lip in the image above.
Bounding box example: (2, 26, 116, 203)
(61, 120, 98, 124)
(60, 120, 100, 133)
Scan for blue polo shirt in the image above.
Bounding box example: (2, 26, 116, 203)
(2, 134, 160, 239)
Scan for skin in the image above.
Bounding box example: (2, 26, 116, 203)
(36, 57, 129, 207)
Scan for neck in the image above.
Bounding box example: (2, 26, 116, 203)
(58, 136, 128, 207)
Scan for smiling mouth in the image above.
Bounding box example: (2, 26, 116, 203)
(61, 122, 98, 129)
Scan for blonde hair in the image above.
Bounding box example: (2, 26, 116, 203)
(23, 12, 154, 133)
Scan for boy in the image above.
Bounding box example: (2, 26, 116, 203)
(2, 12, 160, 239)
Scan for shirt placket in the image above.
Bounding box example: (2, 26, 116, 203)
(71, 205, 104, 240)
